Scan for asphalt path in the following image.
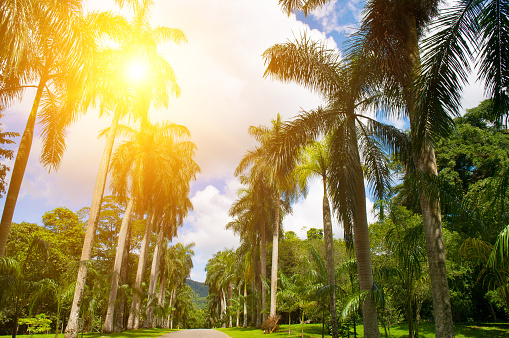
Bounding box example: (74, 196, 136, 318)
(159, 329, 232, 338)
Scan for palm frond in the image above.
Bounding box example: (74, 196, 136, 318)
(341, 290, 370, 319)
(263, 34, 343, 98)
(415, 0, 482, 149)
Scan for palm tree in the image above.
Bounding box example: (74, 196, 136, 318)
(0, 1, 95, 257)
(145, 196, 195, 328)
(165, 242, 195, 329)
(102, 121, 197, 331)
(236, 114, 304, 321)
(295, 138, 339, 337)
(65, 2, 186, 336)
(0, 238, 48, 338)
(206, 250, 235, 326)
(228, 174, 273, 325)
(277, 0, 463, 335)
(263, 36, 409, 337)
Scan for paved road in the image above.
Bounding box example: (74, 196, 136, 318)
(159, 329, 231, 338)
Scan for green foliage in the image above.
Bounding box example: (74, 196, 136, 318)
(18, 314, 51, 335)
(306, 228, 323, 240)
(186, 279, 208, 299)
(434, 100, 509, 241)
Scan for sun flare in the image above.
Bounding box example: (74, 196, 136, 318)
(126, 58, 148, 82)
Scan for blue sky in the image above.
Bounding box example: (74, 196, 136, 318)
(1, 0, 486, 282)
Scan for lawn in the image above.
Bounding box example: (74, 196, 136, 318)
(0, 328, 178, 338)
(217, 322, 509, 338)
(3, 323, 509, 338)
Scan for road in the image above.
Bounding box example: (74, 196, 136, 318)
(159, 329, 232, 338)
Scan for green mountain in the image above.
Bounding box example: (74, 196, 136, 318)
(187, 279, 208, 309)
(187, 279, 208, 297)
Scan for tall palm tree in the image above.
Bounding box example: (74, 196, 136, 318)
(228, 174, 273, 324)
(295, 138, 339, 337)
(276, 0, 460, 335)
(0, 0, 96, 256)
(145, 196, 195, 328)
(103, 121, 196, 332)
(165, 242, 195, 329)
(163, 242, 195, 327)
(206, 249, 237, 326)
(65, 2, 186, 336)
(263, 36, 409, 337)
(236, 114, 304, 321)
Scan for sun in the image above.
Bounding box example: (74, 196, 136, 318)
(126, 58, 148, 82)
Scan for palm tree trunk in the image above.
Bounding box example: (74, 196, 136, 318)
(269, 197, 280, 318)
(0, 75, 47, 256)
(236, 285, 240, 327)
(127, 211, 156, 329)
(104, 197, 135, 332)
(260, 218, 267, 322)
(157, 262, 167, 328)
(322, 182, 338, 338)
(228, 282, 233, 327)
(65, 109, 122, 338)
(115, 217, 132, 332)
(243, 281, 248, 328)
(350, 127, 379, 338)
(414, 146, 454, 337)
(221, 288, 226, 328)
(145, 222, 164, 328)
(404, 14, 454, 337)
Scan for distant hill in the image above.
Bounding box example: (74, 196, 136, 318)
(187, 279, 208, 309)
(187, 279, 208, 298)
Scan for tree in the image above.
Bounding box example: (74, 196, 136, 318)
(263, 36, 408, 337)
(65, 1, 186, 335)
(165, 243, 195, 329)
(0, 0, 95, 257)
(205, 249, 237, 327)
(0, 238, 48, 338)
(228, 173, 273, 326)
(295, 138, 339, 337)
(236, 114, 304, 321)
(102, 121, 197, 332)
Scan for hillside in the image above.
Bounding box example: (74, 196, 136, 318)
(187, 279, 208, 309)
(187, 279, 208, 297)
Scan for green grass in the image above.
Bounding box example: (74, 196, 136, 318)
(217, 322, 509, 338)
(0, 328, 178, 338)
(4, 323, 509, 338)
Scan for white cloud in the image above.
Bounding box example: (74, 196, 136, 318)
(174, 179, 241, 282)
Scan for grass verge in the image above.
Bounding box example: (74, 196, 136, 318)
(0, 328, 177, 338)
(217, 322, 509, 338)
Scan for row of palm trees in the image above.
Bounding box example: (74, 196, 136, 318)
(219, 0, 507, 336)
(1, 1, 199, 337)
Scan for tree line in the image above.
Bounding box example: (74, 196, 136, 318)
(207, 99, 509, 337)
(1, 0, 201, 337)
(205, 0, 508, 337)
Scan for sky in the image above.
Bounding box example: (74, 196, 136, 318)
(1, 0, 486, 282)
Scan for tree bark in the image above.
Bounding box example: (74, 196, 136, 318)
(0, 74, 47, 256)
(65, 109, 121, 338)
(145, 222, 165, 328)
(157, 258, 167, 328)
(414, 146, 454, 337)
(260, 218, 267, 322)
(405, 13, 454, 337)
(103, 197, 134, 332)
(350, 125, 380, 338)
(322, 186, 338, 338)
(127, 211, 155, 329)
(243, 282, 248, 328)
(115, 217, 132, 332)
(269, 197, 280, 318)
